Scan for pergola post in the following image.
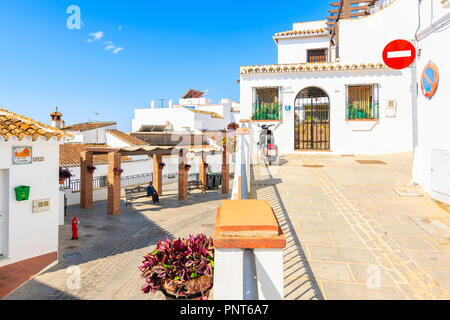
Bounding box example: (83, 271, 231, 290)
(199, 153, 207, 189)
(80, 151, 93, 209)
(178, 150, 188, 200)
(222, 140, 230, 194)
(152, 154, 163, 196)
(107, 152, 121, 215)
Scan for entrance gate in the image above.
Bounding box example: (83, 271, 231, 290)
(294, 87, 330, 150)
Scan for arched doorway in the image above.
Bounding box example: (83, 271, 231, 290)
(294, 87, 330, 150)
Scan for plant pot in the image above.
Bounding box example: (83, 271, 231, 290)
(88, 169, 95, 174)
(161, 276, 212, 300)
(59, 177, 67, 184)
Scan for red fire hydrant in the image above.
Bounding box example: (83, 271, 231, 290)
(71, 217, 80, 240)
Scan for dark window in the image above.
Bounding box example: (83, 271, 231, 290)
(307, 49, 327, 63)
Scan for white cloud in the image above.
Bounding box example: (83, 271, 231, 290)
(118, 25, 123, 31)
(105, 45, 115, 51)
(89, 31, 104, 41)
(113, 47, 123, 54)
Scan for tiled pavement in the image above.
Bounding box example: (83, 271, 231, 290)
(4, 185, 228, 300)
(4, 153, 450, 300)
(250, 152, 450, 300)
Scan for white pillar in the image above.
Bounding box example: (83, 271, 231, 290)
(59, 189, 65, 226)
(168, 100, 173, 108)
(213, 248, 244, 300)
(254, 249, 284, 300)
(151, 100, 156, 109)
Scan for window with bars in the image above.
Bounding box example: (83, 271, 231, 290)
(307, 48, 327, 63)
(252, 87, 282, 121)
(345, 84, 380, 120)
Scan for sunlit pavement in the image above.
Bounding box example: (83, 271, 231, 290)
(251, 152, 450, 300)
(4, 184, 229, 300)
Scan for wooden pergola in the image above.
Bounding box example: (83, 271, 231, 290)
(79, 144, 229, 215)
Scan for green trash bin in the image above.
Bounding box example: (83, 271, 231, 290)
(15, 185, 30, 201)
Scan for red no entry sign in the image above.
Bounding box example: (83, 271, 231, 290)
(382, 39, 416, 70)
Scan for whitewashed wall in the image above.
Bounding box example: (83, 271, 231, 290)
(64, 153, 233, 206)
(66, 124, 117, 144)
(0, 139, 61, 267)
(277, 36, 329, 64)
(240, 69, 412, 155)
(412, 0, 449, 204)
(338, 0, 418, 64)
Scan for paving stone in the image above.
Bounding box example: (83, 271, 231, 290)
(297, 232, 333, 246)
(321, 281, 407, 300)
(307, 245, 378, 264)
(329, 232, 367, 248)
(308, 261, 355, 282)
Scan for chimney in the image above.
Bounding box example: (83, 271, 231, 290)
(50, 107, 63, 129)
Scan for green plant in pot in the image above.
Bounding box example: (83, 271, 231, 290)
(139, 234, 214, 300)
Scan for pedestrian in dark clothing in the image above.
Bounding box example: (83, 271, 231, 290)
(147, 182, 159, 203)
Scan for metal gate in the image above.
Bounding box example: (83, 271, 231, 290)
(294, 87, 330, 150)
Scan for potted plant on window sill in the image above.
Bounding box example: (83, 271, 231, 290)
(113, 168, 123, 177)
(59, 167, 72, 185)
(139, 234, 214, 300)
(87, 165, 97, 174)
(184, 164, 191, 171)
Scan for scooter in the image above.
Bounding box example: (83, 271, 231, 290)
(257, 125, 278, 166)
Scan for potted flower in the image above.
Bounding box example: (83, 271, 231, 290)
(184, 164, 191, 171)
(159, 162, 166, 169)
(203, 163, 209, 169)
(113, 167, 123, 177)
(59, 167, 72, 184)
(139, 234, 214, 300)
(87, 165, 97, 174)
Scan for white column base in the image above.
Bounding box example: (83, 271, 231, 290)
(254, 248, 284, 300)
(213, 248, 243, 300)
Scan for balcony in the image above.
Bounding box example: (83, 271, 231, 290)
(251, 103, 282, 121)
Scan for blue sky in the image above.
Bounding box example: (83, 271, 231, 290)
(0, 1, 328, 132)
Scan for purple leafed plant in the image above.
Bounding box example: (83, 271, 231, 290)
(113, 167, 123, 175)
(59, 167, 73, 179)
(139, 234, 214, 298)
(87, 165, 97, 172)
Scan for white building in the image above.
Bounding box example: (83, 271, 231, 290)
(239, 0, 417, 155)
(0, 108, 71, 287)
(412, 0, 449, 205)
(132, 89, 241, 133)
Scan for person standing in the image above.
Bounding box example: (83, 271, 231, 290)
(146, 181, 159, 203)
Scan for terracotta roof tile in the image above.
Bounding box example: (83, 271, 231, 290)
(61, 122, 116, 132)
(106, 130, 148, 146)
(59, 143, 132, 166)
(274, 28, 328, 38)
(0, 108, 72, 142)
(240, 62, 387, 74)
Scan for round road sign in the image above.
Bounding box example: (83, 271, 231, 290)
(421, 62, 439, 98)
(382, 39, 416, 70)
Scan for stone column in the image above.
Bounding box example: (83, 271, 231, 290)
(80, 151, 93, 209)
(153, 154, 163, 196)
(178, 150, 188, 200)
(107, 152, 121, 215)
(222, 141, 229, 194)
(199, 153, 207, 188)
